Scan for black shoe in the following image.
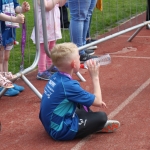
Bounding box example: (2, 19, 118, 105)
(86, 39, 96, 44)
(80, 53, 98, 63)
(85, 49, 95, 55)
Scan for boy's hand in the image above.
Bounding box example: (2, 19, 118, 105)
(15, 14, 25, 23)
(99, 101, 107, 108)
(22, 1, 30, 13)
(86, 59, 100, 79)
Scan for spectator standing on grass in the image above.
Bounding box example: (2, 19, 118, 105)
(146, 0, 150, 29)
(0, 0, 30, 96)
(31, 0, 67, 81)
(86, 0, 103, 45)
(68, 0, 99, 62)
(59, 3, 70, 29)
(39, 42, 120, 141)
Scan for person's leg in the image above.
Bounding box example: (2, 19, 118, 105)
(59, 5, 70, 28)
(74, 108, 107, 139)
(4, 45, 13, 72)
(38, 43, 47, 73)
(86, 15, 92, 40)
(46, 41, 56, 68)
(37, 43, 51, 80)
(68, 0, 91, 55)
(83, 0, 97, 45)
(146, 0, 150, 21)
(0, 47, 4, 71)
(0, 46, 21, 96)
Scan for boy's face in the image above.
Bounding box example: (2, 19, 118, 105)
(72, 50, 80, 73)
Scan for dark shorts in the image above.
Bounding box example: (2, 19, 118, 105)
(74, 106, 107, 139)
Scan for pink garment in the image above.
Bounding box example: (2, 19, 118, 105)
(38, 41, 55, 73)
(31, 3, 62, 43)
(30, 1, 62, 73)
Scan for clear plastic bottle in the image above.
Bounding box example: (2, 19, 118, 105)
(80, 54, 111, 69)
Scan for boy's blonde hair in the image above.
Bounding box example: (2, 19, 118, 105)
(51, 42, 78, 67)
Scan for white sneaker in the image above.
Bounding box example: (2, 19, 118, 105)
(87, 46, 97, 50)
(98, 120, 120, 133)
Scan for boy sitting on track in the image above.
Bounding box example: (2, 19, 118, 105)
(39, 42, 120, 141)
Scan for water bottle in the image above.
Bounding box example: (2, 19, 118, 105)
(80, 54, 111, 69)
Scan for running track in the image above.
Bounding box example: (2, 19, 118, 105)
(0, 13, 150, 150)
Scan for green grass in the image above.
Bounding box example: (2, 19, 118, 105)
(9, 0, 147, 73)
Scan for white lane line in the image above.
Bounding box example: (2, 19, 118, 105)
(71, 77, 150, 150)
(108, 77, 150, 119)
(111, 56, 150, 59)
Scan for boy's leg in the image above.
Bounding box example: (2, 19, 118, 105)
(74, 108, 107, 139)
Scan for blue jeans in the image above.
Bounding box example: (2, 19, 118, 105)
(68, 0, 97, 55)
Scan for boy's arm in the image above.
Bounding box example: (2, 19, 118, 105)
(0, 13, 24, 23)
(86, 59, 106, 108)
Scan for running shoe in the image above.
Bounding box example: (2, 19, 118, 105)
(85, 49, 95, 55)
(37, 70, 51, 80)
(98, 120, 120, 133)
(80, 53, 98, 63)
(0, 87, 20, 96)
(50, 66, 59, 74)
(13, 84, 25, 92)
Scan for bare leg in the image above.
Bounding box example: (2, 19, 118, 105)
(3, 50, 10, 72)
(0, 47, 4, 72)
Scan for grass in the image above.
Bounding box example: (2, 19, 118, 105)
(9, 0, 147, 73)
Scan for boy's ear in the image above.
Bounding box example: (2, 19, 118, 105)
(71, 60, 75, 68)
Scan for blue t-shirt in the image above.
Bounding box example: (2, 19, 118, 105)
(40, 72, 95, 141)
(0, 0, 19, 46)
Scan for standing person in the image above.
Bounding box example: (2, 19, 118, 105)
(0, 0, 30, 96)
(39, 42, 120, 141)
(68, 0, 98, 62)
(86, 0, 103, 45)
(146, 0, 150, 29)
(59, 4, 70, 29)
(31, 0, 67, 81)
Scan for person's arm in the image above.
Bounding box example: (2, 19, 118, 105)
(86, 59, 106, 108)
(38, 0, 66, 11)
(59, 0, 67, 7)
(0, 13, 24, 23)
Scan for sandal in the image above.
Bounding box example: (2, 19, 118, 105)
(0, 72, 17, 80)
(0, 74, 14, 88)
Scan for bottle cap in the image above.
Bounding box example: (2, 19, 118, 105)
(80, 64, 85, 69)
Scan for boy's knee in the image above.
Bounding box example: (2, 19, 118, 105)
(98, 112, 107, 125)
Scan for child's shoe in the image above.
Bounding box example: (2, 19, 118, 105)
(98, 120, 120, 133)
(50, 66, 59, 74)
(37, 70, 51, 80)
(13, 84, 24, 92)
(0, 87, 20, 96)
